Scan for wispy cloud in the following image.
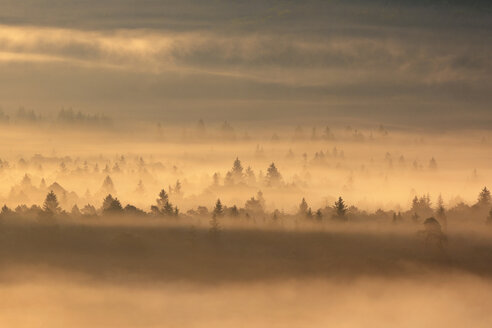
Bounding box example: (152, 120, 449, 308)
(0, 0, 490, 124)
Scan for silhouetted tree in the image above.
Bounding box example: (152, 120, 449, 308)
(225, 158, 244, 185)
(213, 199, 224, 218)
(163, 201, 174, 216)
(155, 189, 174, 216)
(265, 162, 282, 186)
(102, 194, 123, 214)
(43, 190, 61, 216)
(411, 194, 433, 217)
(102, 194, 115, 211)
(333, 196, 347, 221)
(477, 187, 491, 207)
(232, 157, 243, 176)
(156, 189, 169, 209)
(0, 205, 13, 217)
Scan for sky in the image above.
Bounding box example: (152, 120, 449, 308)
(0, 0, 491, 127)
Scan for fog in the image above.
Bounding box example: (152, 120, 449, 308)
(1, 0, 492, 326)
(2, 219, 492, 327)
(0, 120, 489, 212)
(2, 275, 492, 328)
(0, 118, 490, 325)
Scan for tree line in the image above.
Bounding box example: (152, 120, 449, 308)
(1, 185, 491, 229)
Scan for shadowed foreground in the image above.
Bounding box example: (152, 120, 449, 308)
(2, 221, 492, 327)
(1, 222, 492, 283)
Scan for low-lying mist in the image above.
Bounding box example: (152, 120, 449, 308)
(1, 219, 492, 327)
(2, 274, 492, 328)
(0, 120, 490, 327)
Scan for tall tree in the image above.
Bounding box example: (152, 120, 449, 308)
(333, 196, 348, 221)
(232, 157, 243, 176)
(43, 190, 61, 215)
(102, 194, 116, 211)
(477, 187, 491, 206)
(155, 189, 174, 216)
(213, 199, 224, 218)
(156, 189, 169, 208)
(265, 162, 282, 186)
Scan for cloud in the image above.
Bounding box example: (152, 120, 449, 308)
(0, 1, 490, 125)
(1, 24, 490, 88)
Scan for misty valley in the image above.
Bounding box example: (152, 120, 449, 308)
(0, 118, 490, 327)
(1, 1, 492, 325)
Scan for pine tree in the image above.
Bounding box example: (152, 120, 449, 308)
(333, 196, 347, 221)
(232, 157, 243, 176)
(162, 201, 174, 216)
(43, 190, 61, 215)
(213, 199, 224, 218)
(265, 162, 282, 186)
(101, 194, 122, 214)
(102, 194, 116, 211)
(477, 187, 491, 206)
(156, 189, 174, 216)
(1, 205, 13, 217)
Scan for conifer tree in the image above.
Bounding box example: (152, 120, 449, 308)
(43, 190, 61, 215)
(477, 187, 491, 206)
(333, 196, 348, 221)
(213, 199, 224, 218)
